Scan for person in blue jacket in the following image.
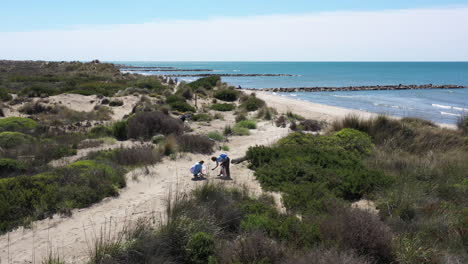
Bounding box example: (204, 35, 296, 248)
(190, 161, 205, 179)
(211, 153, 230, 179)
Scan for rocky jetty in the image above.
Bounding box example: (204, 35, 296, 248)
(122, 68, 214, 72)
(244, 84, 467, 93)
(159, 73, 296, 77)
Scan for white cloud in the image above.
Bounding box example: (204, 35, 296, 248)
(1, 7, 468, 61)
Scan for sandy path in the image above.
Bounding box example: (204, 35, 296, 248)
(0, 121, 289, 264)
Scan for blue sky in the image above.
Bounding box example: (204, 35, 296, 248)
(1, 1, 468, 61)
(2, 0, 468, 31)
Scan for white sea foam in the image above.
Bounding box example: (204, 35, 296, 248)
(453, 106, 468, 111)
(333, 95, 360, 98)
(432, 104, 452, 109)
(440, 112, 461, 117)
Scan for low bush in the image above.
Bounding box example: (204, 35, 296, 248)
(0, 131, 35, 149)
(211, 103, 236, 112)
(170, 101, 196, 113)
(151, 134, 165, 144)
(223, 125, 233, 136)
(246, 131, 387, 203)
(290, 119, 324, 132)
(112, 121, 128, 141)
(19, 101, 53, 115)
(284, 248, 374, 264)
(109, 100, 124, 107)
(0, 160, 125, 232)
(162, 135, 178, 156)
(0, 87, 12, 101)
(0, 117, 38, 132)
(236, 120, 257, 129)
(240, 95, 265, 112)
(127, 111, 183, 140)
(192, 113, 213, 122)
(0, 158, 26, 178)
(275, 115, 287, 128)
(187, 76, 221, 90)
(89, 125, 113, 138)
(213, 89, 240, 102)
(186, 232, 216, 264)
(176, 134, 214, 154)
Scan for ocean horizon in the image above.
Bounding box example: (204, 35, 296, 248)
(117, 61, 468, 124)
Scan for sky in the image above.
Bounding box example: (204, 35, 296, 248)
(1, 1, 468, 61)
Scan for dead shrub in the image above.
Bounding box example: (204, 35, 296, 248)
(218, 231, 287, 264)
(176, 134, 214, 154)
(113, 145, 162, 166)
(19, 101, 52, 115)
(284, 247, 374, 264)
(127, 111, 184, 140)
(320, 205, 395, 263)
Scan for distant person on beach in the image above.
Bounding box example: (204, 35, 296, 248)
(238, 85, 242, 89)
(211, 153, 230, 178)
(190, 161, 205, 179)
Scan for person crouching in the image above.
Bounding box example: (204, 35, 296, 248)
(190, 161, 205, 179)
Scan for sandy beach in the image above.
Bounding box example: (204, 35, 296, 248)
(0, 91, 456, 263)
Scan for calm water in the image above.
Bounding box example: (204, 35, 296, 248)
(117, 62, 468, 124)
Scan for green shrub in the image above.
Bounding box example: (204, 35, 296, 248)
(0, 117, 38, 132)
(211, 103, 236, 112)
(220, 145, 230, 151)
(112, 121, 128, 141)
(89, 126, 113, 138)
(186, 232, 215, 264)
(170, 101, 196, 113)
(0, 160, 125, 232)
(246, 132, 388, 202)
(236, 120, 257, 129)
(0, 87, 12, 101)
(109, 100, 124, 107)
(233, 126, 250, 136)
(240, 95, 265, 112)
(152, 134, 165, 144)
(207, 131, 224, 141)
(213, 89, 240, 102)
(187, 76, 221, 90)
(333, 128, 374, 156)
(0, 131, 35, 148)
(192, 113, 213, 122)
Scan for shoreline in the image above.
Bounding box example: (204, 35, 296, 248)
(253, 91, 457, 129)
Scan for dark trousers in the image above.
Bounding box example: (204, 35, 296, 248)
(221, 157, 230, 177)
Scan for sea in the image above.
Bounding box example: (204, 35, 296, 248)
(116, 62, 468, 125)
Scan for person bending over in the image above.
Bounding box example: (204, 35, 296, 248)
(211, 153, 230, 179)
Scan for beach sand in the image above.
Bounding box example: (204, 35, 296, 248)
(0, 92, 446, 263)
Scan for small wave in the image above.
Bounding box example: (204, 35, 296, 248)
(233, 70, 240, 72)
(440, 112, 461, 117)
(289, 94, 297, 97)
(333, 95, 360, 98)
(432, 104, 452, 109)
(453, 106, 468, 111)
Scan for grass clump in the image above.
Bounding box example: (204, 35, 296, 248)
(207, 131, 224, 141)
(233, 126, 250, 136)
(112, 121, 128, 141)
(213, 89, 240, 102)
(0, 117, 38, 132)
(0, 158, 26, 178)
(211, 103, 236, 112)
(192, 113, 213, 122)
(236, 120, 257, 129)
(457, 115, 468, 135)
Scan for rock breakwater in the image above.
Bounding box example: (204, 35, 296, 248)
(244, 84, 467, 92)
